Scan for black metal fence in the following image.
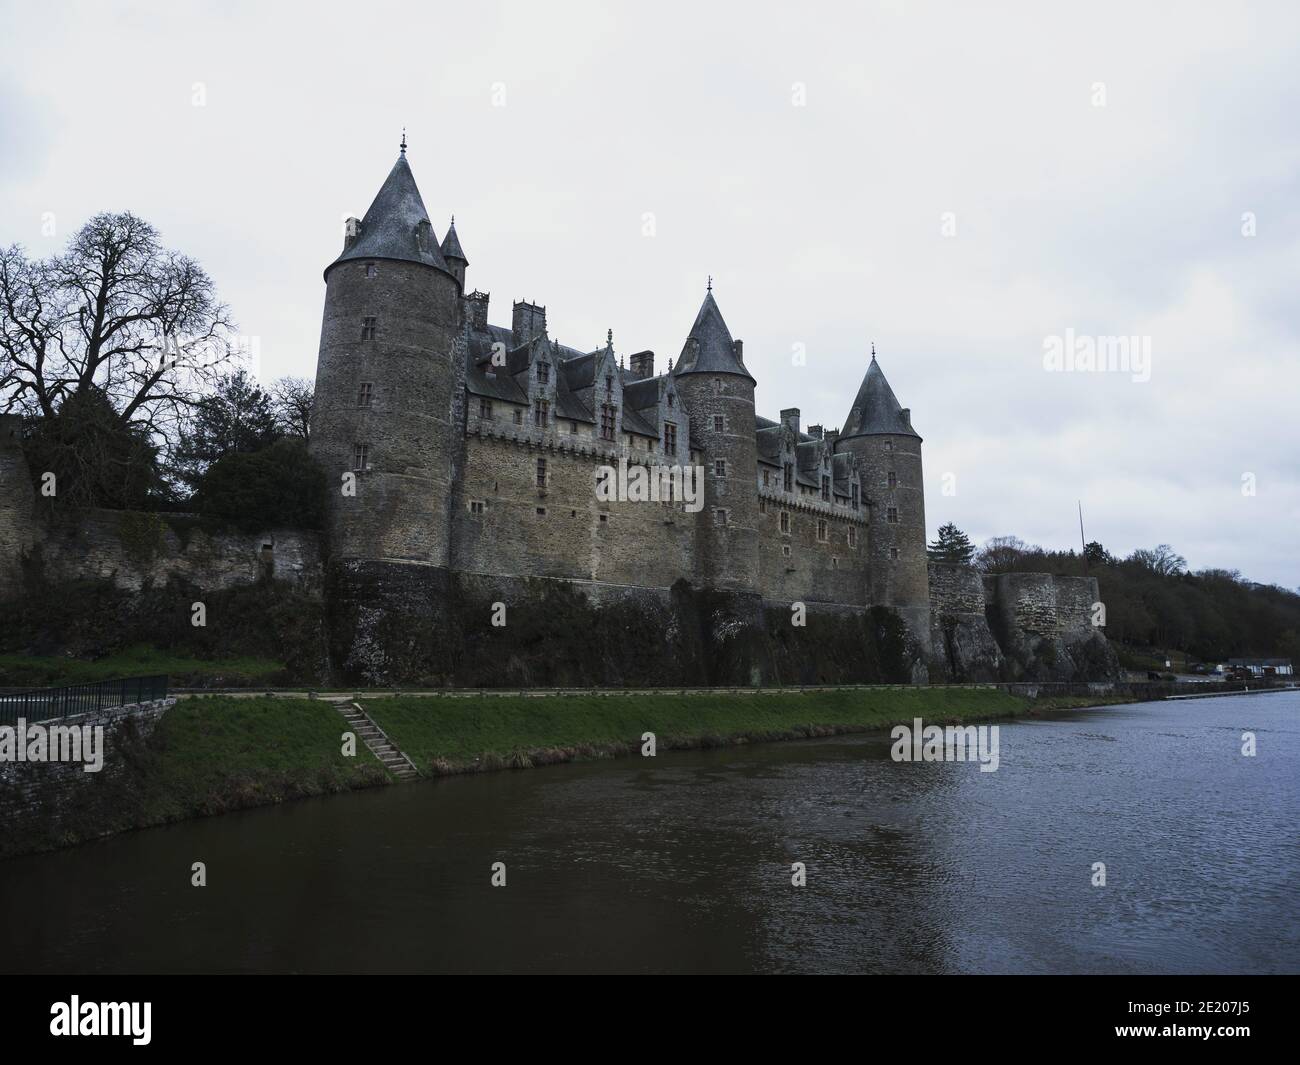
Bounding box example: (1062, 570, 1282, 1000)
(0, 675, 169, 727)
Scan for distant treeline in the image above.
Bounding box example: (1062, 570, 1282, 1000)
(975, 536, 1300, 662)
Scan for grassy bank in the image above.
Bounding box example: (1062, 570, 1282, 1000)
(2, 696, 385, 860)
(362, 688, 1135, 775)
(5, 687, 1135, 860)
(0, 646, 287, 688)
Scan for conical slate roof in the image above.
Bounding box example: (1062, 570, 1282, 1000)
(840, 355, 920, 439)
(327, 154, 450, 276)
(440, 219, 468, 264)
(672, 291, 755, 383)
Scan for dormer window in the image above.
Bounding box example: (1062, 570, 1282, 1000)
(605, 373, 613, 397)
(415, 219, 432, 252)
(537, 362, 550, 385)
(667, 393, 674, 409)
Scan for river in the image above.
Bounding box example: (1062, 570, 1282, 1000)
(2, 693, 1297, 974)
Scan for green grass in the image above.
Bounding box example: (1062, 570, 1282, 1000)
(0, 645, 286, 688)
(363, 687, 1069, 774)
(137, 697, 386, 819)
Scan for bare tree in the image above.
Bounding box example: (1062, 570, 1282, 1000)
(1129, 544, 1188, 576)
(0, 212, 237, 443)
(271, 376, 313, 440)
(974, 535, 1029, 573)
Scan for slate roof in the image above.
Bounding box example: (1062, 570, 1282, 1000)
(465, 360, 528, 404)
(840, 356, 921, 440)
(440, 220, 468, 264)
(672, 292, 755, 383)
(327, 154, 451, 276)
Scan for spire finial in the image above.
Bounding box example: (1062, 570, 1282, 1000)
(400, 128, 407, 155)
(450, 213, 455, 227)
(607, 328, 613, 346)
(871, 341, 876, 360)
(707, 274, 712, 293)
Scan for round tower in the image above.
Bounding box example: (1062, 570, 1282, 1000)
(310, 143, 461, 568)
(835, 348, 931, 651)
(671, 286, 760, 593)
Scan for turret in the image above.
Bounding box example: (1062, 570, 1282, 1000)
(672, 284, 759, 592)
(309, 139, 461, 567)
(834, 346, 930, 650)
(440, 216, 468, 289)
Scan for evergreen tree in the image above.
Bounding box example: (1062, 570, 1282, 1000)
(927, 522, 975, 564)
(173, 370, 281, 492)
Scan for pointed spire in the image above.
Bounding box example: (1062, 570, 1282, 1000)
(672, 290, 754, 383)
(327, 150, 450, 276)
(440, 214, 468, 265)
(840, 351, 919, 440)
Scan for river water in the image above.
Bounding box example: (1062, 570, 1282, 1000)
(2, 693, 1297, 974)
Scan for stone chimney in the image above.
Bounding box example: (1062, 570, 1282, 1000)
(627, 350, 654, 380)
(825, 428, 840, 447)
(780, 407, 800, 437)
(343, 217, 362, 251)
(512, 300, 547, 344)
(467, 290, 490, 332)
(900, 408, 912, 429)
(807, 424, 824, 440)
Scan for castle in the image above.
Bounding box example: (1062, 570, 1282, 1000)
(309, 143, 934, 662)
(0, 142, 1117, 688)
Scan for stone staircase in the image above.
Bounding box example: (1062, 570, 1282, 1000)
(326, 698, 420, 782)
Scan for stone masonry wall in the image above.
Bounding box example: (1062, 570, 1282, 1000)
(982, 571, 1120, 681)
(0, 414, 36, 598)
(35, 509, 322, 593)
(0, 699, 174, 856)
(755, 491, 869, 607)
(449, 430, 696, 590)
(927, 563, 1002, 681)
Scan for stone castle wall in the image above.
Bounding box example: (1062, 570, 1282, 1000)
(755, 491, 868, 606)
(449, 429, 697, 590)
(33, 509, 321, 593)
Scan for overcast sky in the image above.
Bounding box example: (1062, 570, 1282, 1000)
(2, 0, 1297, 587)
